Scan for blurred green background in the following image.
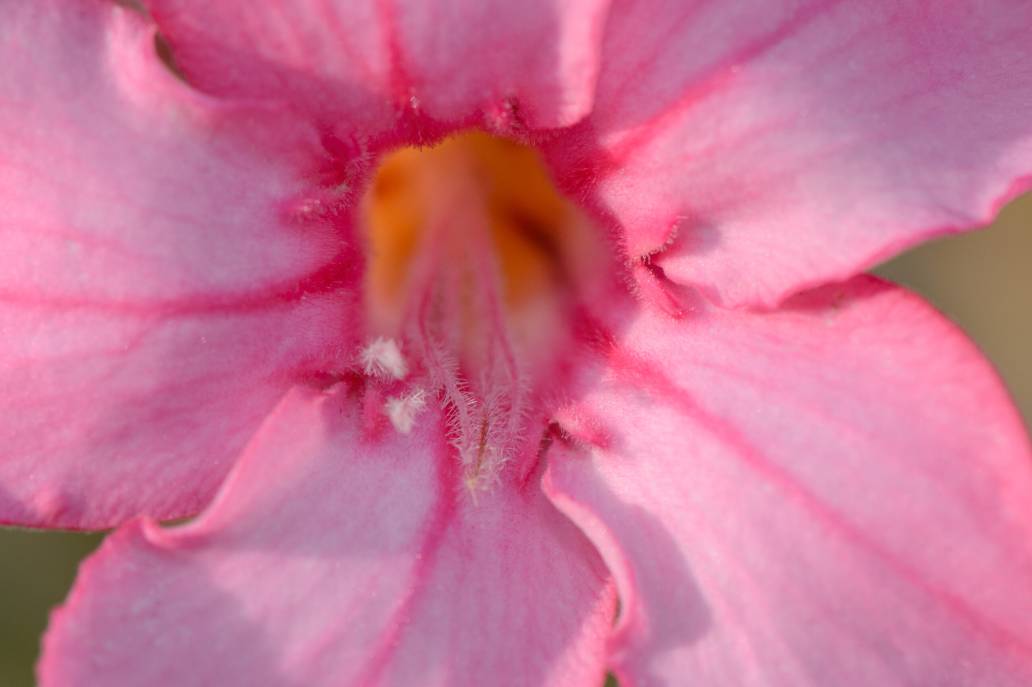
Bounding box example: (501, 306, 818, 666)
(0, 194, 1029, 686)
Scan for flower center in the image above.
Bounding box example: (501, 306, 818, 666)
(360, 132, 605, 490)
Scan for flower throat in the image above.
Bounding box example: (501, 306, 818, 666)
(360, 132, 603, 491)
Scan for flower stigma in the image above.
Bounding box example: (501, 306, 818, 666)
(360, 132, 607, 493)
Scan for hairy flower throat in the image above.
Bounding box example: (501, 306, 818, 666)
(361, 133, 604, 490)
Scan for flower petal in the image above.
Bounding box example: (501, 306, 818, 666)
(0, 1, 353, 528)
(41, 387, 614, 686)
(545, 276, 1032, 685)
(548, 1, 1032, 306)
(142, 0, 610, 130)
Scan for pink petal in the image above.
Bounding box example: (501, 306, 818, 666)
(545, 275, 1032, 685)
(0, 1, 353, 528)
(142, 0, 610, 131)
(41, 387, 614, 686)
(547, 1, 1032, 306)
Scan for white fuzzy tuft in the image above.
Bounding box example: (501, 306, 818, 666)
(360, 337, 408, 380)
(385, 390, 427, 434)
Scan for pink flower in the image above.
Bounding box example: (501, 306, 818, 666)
(2, 0, 1032, 685)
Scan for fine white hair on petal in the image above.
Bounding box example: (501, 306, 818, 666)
(385, 390, 427, 434)
(360, 337, 408, 380)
